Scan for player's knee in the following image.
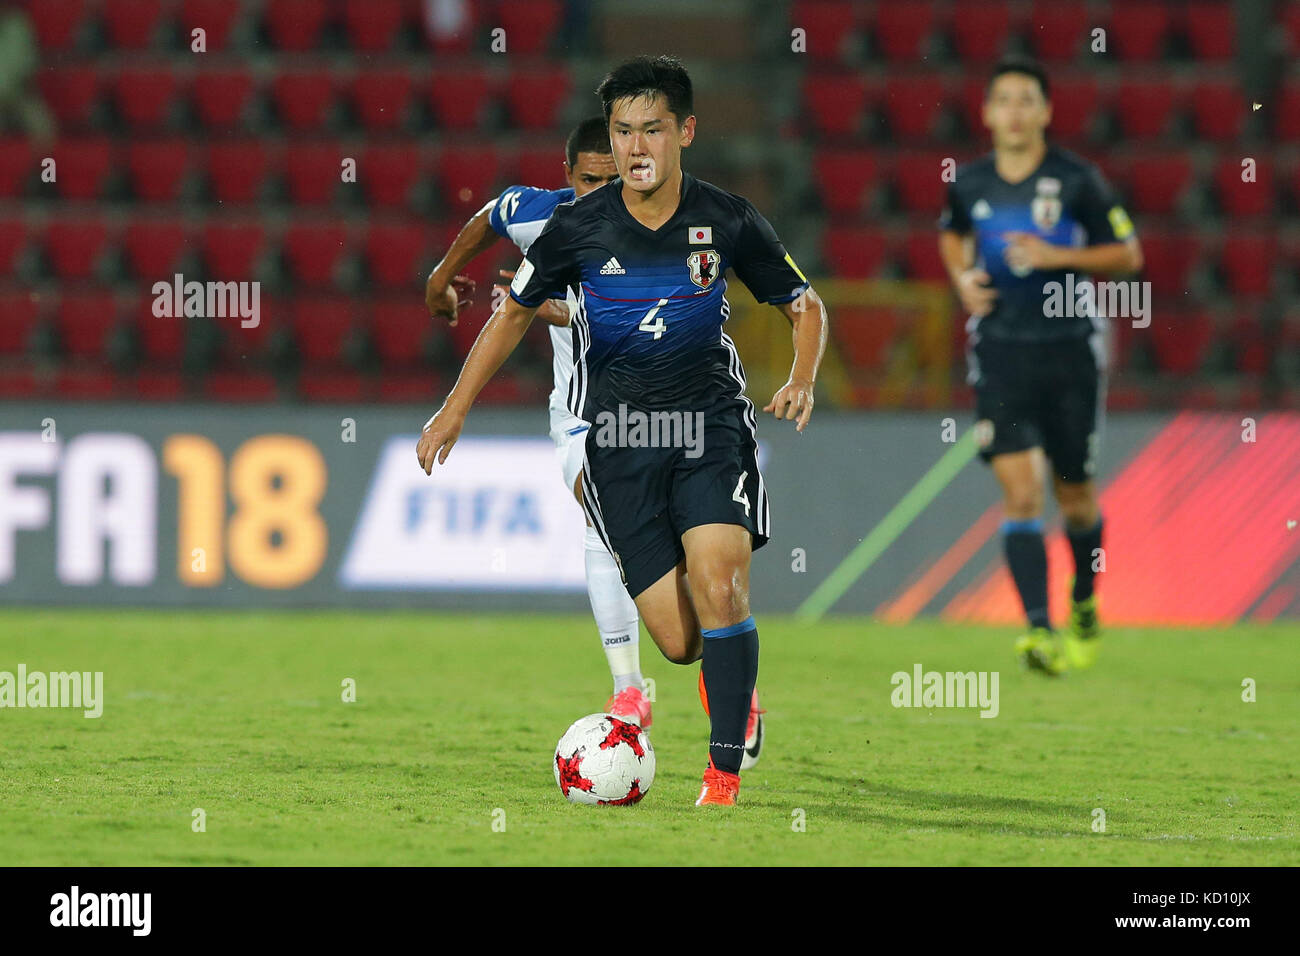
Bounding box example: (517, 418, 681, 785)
(693, 569, 749, 623)
(1059, 494, 1097, 528)
(1003, 485, 1043, 518)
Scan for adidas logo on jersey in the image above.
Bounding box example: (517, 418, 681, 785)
(599, 257, 626, 275)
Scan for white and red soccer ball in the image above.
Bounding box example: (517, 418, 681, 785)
(553, 713, 655, 805)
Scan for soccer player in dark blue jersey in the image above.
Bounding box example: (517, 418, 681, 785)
(417, 56, 828, 805)
(939, 56, 1143, 675)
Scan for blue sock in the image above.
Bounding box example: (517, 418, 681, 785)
(1002, 518, 1050, 631)
(700, 616, 758, 775)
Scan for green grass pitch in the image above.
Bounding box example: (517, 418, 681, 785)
(1, 609, 1296, 866)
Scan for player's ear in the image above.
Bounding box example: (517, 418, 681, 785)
(679, 115, 697, 148)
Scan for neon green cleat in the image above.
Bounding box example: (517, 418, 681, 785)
(1015, 627, 1068, 676)
(1065, 591, 1101, 670)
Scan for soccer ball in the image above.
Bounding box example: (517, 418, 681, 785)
(553, 713, 655, 805)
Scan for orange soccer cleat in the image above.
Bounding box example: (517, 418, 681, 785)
(605, 684, 652, 730)
(698, 671, 765, 769)
(695, 758, 741, 806)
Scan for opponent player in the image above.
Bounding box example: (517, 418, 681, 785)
(938, 56, 1142, 674)
(423, 119, 659, 727)
(418, 56, 827, 805)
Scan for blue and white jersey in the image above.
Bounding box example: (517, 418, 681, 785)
(487, 185, 582, 425)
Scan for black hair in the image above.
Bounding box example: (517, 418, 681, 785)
(596, 55, 694, 126)
(565, 116, 613, 167)
(987, 54, 1050, 100)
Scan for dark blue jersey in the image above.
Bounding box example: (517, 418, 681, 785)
(939, 145, 1135, 343)
(509, 172, 809, 419)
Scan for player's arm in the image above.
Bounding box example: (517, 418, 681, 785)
(417, 294, 539, 472)
(763, 287, 827, 433)
(939, 228, 999, 318)
(1002, 234, 1142, 276)
(495, 269, 571, 328)
(425, 203, 498, 326)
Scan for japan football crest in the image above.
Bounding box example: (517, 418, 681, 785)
(1031, 176, 1062, 232)
(687, 249, 721, 290)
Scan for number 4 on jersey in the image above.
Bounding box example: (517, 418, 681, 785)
(733, 471, 750, 517)
(638, 298, 669, 339)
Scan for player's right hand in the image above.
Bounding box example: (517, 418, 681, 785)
(955, 268, 998, 317)
(417, 404, 466, 473)
(426, 274, 477, 327)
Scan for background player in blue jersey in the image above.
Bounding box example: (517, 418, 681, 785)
(417, 56, 828, 806)
(422, 120, 662, 728)
(939, 56, 1143, 675)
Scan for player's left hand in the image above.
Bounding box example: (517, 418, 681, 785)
(417, 404, 466, 473)
(1002, 232, 1062, 272)
(764, 379, 815, 432)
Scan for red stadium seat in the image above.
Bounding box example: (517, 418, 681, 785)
(902, 229, 946, 280)
(1286, 5, 1300, 55)
(1150, 310, 1212, 375)
(123, 218, 192, 279)
(1125, 151, 1194, 215)
(56, 367, 120, 399)
(1190, 79, 1246, 142)
(497, 0, 563, 56)
(341, 0, 406, 52)
(0, 139, 33, 197)
(1046, 73, 1101, 140)
(291, 297, 359, 363)
(202, 220, 267, 279)
(1183, 2, 1235, 61)
(802, 73, 870, 138)
(950, 0, 1013, 62)
(134, 293, 185, 362)
(127, 139, 191, 202)
(0, 289, 41, 355)
(1139, 231, 1201, 297)
(192, 69, 256, 129)
(1219, 234, 1276, 296)
(378, 373, 443, 402)
(284, 142, 344, 205)
(883, 74, 947, 141)
(102, 0, 165, 49)
(271, 70, 337, 131)
(892, 151, 949, 213)
(360, 143, 422, 207)
(114, 67, 182, 129)
(505, 67, 572, 130)
(372, 299, 435, 365)
(283, 221, 350, 285)
(265, 0, 330, 51)
(821, 226, 890, 278)
(24, 0, 86, 50)
(873, 0, 937, 61)
(422, 0, 478, 52)
(1228, 314, 1271, 375)
(1275, 81, 1300, 141)
(1108, 2, 1172, 60)
(437, 146, 502, 214)
(428, 69, 495, 130)
(181, 0, 242, 51)
(206, 140, 274, 203)
(513, 152, 568, 191)
(812, 148, 880, 218)
(1027, 0, 1087, 61)
(0, 218, 29, 274)
(365, 221, 428, 288)
(299, 370, 368, 401)
(789, 0, 860, 60)
(1114, 78, 1182, 139)
(1213, 156, 1273, 217)
(56, 291, 122, 357)
(38, 67, 101, 129)
(349, 69, 414, 131)
(50, 138, 115, 199)
(45, 218, 110, 279)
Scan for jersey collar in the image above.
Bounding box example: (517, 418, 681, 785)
(613, 170, 696, 238)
